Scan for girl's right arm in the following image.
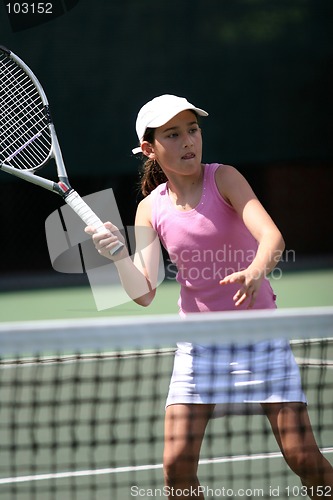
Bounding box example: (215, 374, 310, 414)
(85, 195, 159, 307)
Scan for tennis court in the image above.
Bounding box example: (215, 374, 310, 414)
(0, 269, 332, 499)
(1, 0, 332, 496)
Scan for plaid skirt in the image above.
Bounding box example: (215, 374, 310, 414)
(165, 338, 307, 417)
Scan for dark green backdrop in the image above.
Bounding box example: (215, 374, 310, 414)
(0, 0, 332, 277)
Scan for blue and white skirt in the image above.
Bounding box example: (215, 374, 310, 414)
(165, 338, 307, 417)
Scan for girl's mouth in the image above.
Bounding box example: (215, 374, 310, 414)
(181, 153, 195, 160)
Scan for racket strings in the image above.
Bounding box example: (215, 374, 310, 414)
(1, 65, 51, 167)
(1, 64, 42, 137)
(1, 60, 46, 132)
(1, 89, 49, 168)
(0, 54, 52, 171)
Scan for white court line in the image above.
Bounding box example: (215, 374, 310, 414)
(0, 448, 332, 485)
(295, 357, 333, 367)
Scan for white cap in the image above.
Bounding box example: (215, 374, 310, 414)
(132, 94, 208, 154)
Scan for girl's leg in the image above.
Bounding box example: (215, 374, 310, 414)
(163, 403, 214, 500)
(262, 402, 333, 500)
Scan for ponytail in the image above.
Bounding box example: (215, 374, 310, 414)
(138, 127, 167, 197)
(140, 158, 167, 197)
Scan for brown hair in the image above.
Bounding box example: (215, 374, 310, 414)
(139, 127, 167, 197)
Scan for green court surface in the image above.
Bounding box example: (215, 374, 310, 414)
(1, 340, 332, 500)
(0, 268, 332, 322)
(0, 269, 332, 499)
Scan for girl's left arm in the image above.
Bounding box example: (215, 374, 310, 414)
(216, 165, 285, 308)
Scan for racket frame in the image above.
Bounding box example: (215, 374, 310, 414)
(0, 45, 123, 254)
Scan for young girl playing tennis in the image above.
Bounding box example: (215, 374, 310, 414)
(86, 95, 333, 499)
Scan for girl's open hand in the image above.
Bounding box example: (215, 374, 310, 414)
(219, 269, 264, 309)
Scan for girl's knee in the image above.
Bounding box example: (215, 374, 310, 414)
(163, 450, 198, 484)
(284, 447, 326, 479)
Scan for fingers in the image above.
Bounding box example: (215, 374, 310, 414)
(84, 225, 96, 236)
(85, 222, 125, 259)
(233, 287, 257, 309)
(102, 221, 119, 233)
(94, 232, 122, 256)
(220, 272, 259, 309)
(219, 272, 244, 287)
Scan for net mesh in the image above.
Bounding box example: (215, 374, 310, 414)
(0, 307, 332, 499)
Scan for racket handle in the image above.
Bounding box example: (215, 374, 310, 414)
(65, 190, 124, 255)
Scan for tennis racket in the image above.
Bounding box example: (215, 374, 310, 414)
(0, 45, 124, 255)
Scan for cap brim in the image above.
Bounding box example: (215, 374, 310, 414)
(148, 106, 208, 130)
(132, 146, 143, 155)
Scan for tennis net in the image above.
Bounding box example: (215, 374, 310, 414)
(0, 307, 332, 499)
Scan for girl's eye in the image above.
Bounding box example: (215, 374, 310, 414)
(166, 126, 199, 138)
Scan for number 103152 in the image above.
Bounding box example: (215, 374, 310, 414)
(285, 486, 332, 497)
(6, 3, 53, 14)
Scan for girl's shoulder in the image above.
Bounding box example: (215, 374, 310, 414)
(214, 164, 252, 204)
(214, 163, 239, 181)
(136, 194, 153, 227)
(206, 163, 240, 186)
(210, 164, 241, 204)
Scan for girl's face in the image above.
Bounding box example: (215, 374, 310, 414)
(143, 110, 203, 177)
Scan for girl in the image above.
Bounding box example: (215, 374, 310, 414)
(86, 95, 333, 499)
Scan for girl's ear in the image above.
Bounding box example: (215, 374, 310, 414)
(141, 141, 155, 159)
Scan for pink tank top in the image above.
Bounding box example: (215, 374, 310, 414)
(151, 163, 277, 315)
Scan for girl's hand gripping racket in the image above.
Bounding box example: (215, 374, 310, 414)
(0, 45, 124, 256)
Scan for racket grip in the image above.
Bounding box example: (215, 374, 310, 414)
(65, 190, 124, 256)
